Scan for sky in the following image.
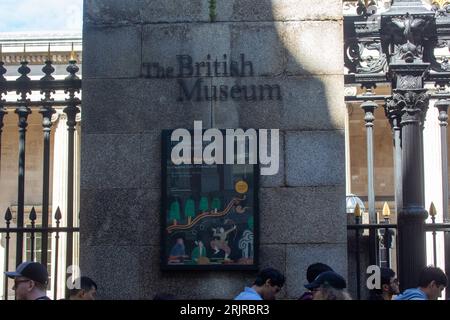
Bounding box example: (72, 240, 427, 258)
(0, 0, 82, 33)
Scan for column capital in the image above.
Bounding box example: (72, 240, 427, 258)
(389, 90, 429, 125)
(389, 62, 430, 89)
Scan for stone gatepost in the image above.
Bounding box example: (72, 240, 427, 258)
(81, 0, 346, 299)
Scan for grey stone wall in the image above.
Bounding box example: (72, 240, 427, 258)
(81, 0, 346, 299)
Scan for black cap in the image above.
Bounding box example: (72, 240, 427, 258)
(304, 271, 346, 290)
(5, 261, 48, 285)
(306, 263, 333, 283)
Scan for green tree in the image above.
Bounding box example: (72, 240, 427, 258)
(199, 196, 209, 212)
(168, 200, 181, 225)
(211, 197, 221, 211)
(185, 198, 196, 224)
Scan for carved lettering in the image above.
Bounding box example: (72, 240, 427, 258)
(143, 54, 282, 102)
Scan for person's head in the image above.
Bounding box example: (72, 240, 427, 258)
(370, 267, 399, 299)
(253, 267, 285, 300)
(381, 268, 399, 295)
(418, 266, 447, 300)
(306, 263, 333, 284)
(69, 276, 97, 300)
(5, 261, 48, 300)
(305, 271, 351, 300)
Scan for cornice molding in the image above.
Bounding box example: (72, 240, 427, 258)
(1, 52, 82, 65)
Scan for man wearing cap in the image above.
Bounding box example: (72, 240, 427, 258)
(298, 262, 334, 300)
(305, 271, 352, 300)
(5, 261, 51, 300)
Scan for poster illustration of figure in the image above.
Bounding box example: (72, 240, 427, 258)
(191, 240, 209, 264)
(168, 238, 188, 263)
(210, 224, 237, 261)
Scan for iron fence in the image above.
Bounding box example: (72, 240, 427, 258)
(347, 204, 450, 300)
(0, 49, 81, 299)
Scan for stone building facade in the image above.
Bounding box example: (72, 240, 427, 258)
(81, 0, 346, 299)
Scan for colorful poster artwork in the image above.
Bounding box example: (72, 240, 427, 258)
(161, 130, 259, 270)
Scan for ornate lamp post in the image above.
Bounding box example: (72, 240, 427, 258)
(345, 0, 450, 291)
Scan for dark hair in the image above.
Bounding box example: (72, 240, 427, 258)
(418, 266, 448, 288)
(380, 267, 396, 286)
(306, 263, 333, 283)
(254, 268, 285, 287)
(369, 267, 396, 296)
(69, 276, 97, 296)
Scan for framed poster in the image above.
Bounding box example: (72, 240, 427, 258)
(161, 130, 259, 270)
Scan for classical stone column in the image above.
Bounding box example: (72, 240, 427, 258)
(50, 110, 81, 299)
(50, 111, 68, 299)
(72, 115, 81, 281)
(423, 103, 445, 269)
(344, 87, 358, 196)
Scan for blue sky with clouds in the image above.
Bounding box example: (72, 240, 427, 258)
(0, 0, 82, 33)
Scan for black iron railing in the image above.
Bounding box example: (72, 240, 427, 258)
(344, 0, 450, 291)
(0, 49, 81, 299)
(347, 204, 450, 300)
(0, 207, 79, 300)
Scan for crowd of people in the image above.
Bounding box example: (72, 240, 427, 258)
(234, 264, 447, 300)
(3, 261, 447, 300)
(4, 261, 97, 300)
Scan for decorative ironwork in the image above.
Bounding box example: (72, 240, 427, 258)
(431, 0, 450, 12)
(345, 40, 388, 74)
(3, 208, 12, 300)
(39, 58, 56, 270)
(0, 61, 6, 82)
(343, 0, 392, 16)
(29, 207, 37, 261)
(15, 59, 32, 265)
(41, 60, 55, 82)
(385, 95, 402, 126)
(388, 90, 430, 123)
(347, 213, 450, 299)
(62, 58, 80, 297)
(0, 42, 81, 299)
(383, 13, 435, 63)
(345, 0, 450, 294)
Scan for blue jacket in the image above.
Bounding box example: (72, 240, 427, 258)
(234, 287, 263, 300)
(394, 288, 427, 300)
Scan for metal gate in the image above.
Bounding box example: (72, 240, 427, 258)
(344, 0, 450, 299)
(0, 39, 81, 300)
